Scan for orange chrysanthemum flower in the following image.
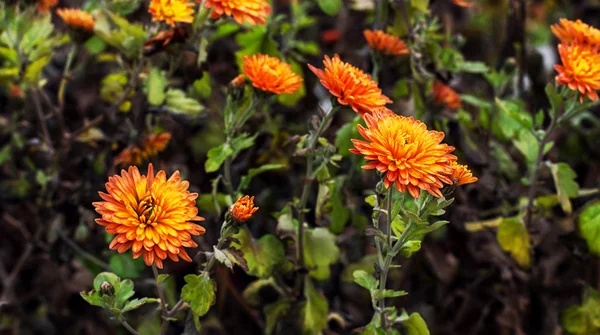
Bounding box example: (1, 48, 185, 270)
(349, 109, 457, 198)
(37, 0, 57, 14)
(551, 19, 600, 46)
(231, 74, 246, 87)
(242, 54, 303, 95)
(432, 81, 462, 110)
(93, 164, 205, 268)
(114, 133, 172, 167)
(149, 0, 195, 27)
(308, 54, 392, 116)
(204, 0, 271, 25)
(451, 162, 478, 185)
(364, 30, 410, 56)
(450, 0, 473, 7)
(229, 195, 259, 222)
(56, 8, 96, 32)
(555, 42, 600, 103)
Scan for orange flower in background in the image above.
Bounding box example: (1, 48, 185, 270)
(349, 109, 457, 198)
(451, 162, 478, 186)
(322, 29, 341, 44)
(114, 132, 172, 167)
(242, 54, 303, 95)
(204, 0, 271, 25)
(56, 8, 96, 32)
(149, 0, 195, 27)
(450, 0, 473, 7)
(551, 19, 600, 46)
(37, 0, 57, 14)
(555, 42, 600, 103)
(432, 81, 462, 110)
(231, 74, 246, 87)
(364, 30, 410, 56)
(229, 195, 259, 222)
(93, 164, 206, 268)
(308, 54, 392, 116)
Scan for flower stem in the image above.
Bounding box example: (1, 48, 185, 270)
(296, 105, 339, 269)
(152, 265, 169, 334)
(58, 45, 77, 112)
(119, 318, 141, 335)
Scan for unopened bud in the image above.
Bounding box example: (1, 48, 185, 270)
(100, 281, 114, 296)
(228, 74, 246, 101)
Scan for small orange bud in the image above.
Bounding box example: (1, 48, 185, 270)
(231, 74, 246, 87)
(229, 195, 259, 223)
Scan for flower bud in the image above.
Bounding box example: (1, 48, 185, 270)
(100, 281, 115, 296)
(227, 195, 259, 225)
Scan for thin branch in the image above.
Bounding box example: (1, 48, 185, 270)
(57, 229, 110, 270)
(119, 318, 141, 335)
(31, 89, 53, 150)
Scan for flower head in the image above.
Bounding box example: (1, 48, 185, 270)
(555, 42, 600, 102)
(149, 0, 195, 27)
(56, 8, 96, 32)
(93, 164, 205, 268)
(450, 0, 473, 7)
(229, 195, 259, 223)
(204, 0, 271, 25)
(551, 19, 600, 46)
(349, 109, 457, 198)
(364, 30, 410, 56)
(451, 161, 478, 185)
(242, 54, 303, 95)
(114, 132, 172, 167)
(308, 54, 392, 116)
(432, 81, 462, 110)
(231, 74, 246, 87)
(37, 0, 57, 14)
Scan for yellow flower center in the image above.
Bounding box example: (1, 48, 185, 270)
(137, 193, 160, 226)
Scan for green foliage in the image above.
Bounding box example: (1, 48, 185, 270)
(317, 0, 342, 16)
(496, 217, 531, 269)
(304, 227, 340, 280)
(235, 25, 279, 67)
(300, 279, 329, 335)
(400, 311, 430, 335)
(231, 228, 286, 278)
(94, 11, 147, 59)
(181, 273, 216, 331)
(547, 162, 579, 214)
(579, 202, 600, 257)
(238, 163, 285, 191)
(145, 68, 167, 106)
(108, 253, 145, 279)
(164, 89, 204, 115)
(561, 287, 600, 335)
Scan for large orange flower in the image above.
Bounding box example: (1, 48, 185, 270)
(149, 0, 195, 27)
(451, 162, 477, 186)
(555, 42, 600, 102)
(204, 0, 271, 25)
(114, 132, 172, 167)
(56, 8, 96, 32)
(450, 0, 473, 7)
(93, 164, 205, 268)
(364, 30, 410, 56)
(349, 109, 456, 198)
(308, 54, 392, 116)
(432, 81, 462, 110)
(551, 19, 600, 46)
(242, 54, 303, 95)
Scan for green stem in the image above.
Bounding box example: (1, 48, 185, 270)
(203, 230, 228, 275)
(296, 105, 340, 269)
(152, 265, 169, 335)
(385, 186, 394, 247)
(58, 45, 77, 112)
(119, 318, 141, 335)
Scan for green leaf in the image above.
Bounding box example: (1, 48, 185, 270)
(157, 274, 169, 285)
(548, 162, 579, 214)
(93, 272, 120, 291)
(458, 61, 489, 73)
(111, 0, 142, 16)
(181, 274, 216, 331)
(411, 0, 429, 13)
(560, 287, 600, 335)
(24, 55, 50, 85)
(205, 143, 233, 173)
(317, 0, 342, 16)
(80, 291, 104, 307)
(373, 289, 408, 299)
(294, 41, 320, 56)
(496, 217, 531, 269)
(192, 72, 212, 100)
(304, 227, 339, 280)
(165, 89, 204, 115)
(213, 246, 233, 270)
(400, 240, 422, 258)
(115, 279, 135, 308)
(579, 202, 600, 257)
(335, 116, 361, 157)
(238, 163, 285, 191)
(146, 68, 167, 106)
(231, 133, 257, 154)
(231, 229, 285, 278)
(122, 298, 148, 313)
(109, 253, 145, 279)
(265, 299, 291, 335)
(353, 270, 378, 291)
(545, 84, 563, 119)
(301, 279, 329, 335)
(0, 145, 11, 165)
(235, 25, 279, 67)
(341, 254, 378, 283)
(401, 312, 430, 335)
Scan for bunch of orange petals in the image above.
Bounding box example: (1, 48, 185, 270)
(114, 132, 172, 167)
(57, 8, 96, 32)
(242, 54, 303, 95)
(204, 0, 271, 25)
(432, 81, 462, 110)
(93, 164, 206, 268)
(364, 30, 410, 56)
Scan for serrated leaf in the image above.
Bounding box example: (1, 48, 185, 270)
(317, 0, 342, 15)
(579, 202, 600, 256)
(301, 279, 329, 335)
(304, 227, 339, 280)
(181, 274, 216, 331)
(115, 279, 135, 308)
(353, 270, 378, 291)
(213, 246, 233, 270)
(80, 291, 104, 307)
(496, 218, 531, 269)
(122, 298, 148, 312)
(230, 229, 285, 278)
(146, 68, 167, 106)
(205, 143, 233, 173)
(548, 162, 579, 214)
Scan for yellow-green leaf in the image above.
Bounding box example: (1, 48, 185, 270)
(579, 201, 600, 256)
(497, 218, 531, 269)
(548, 162, 579, 214)
(181, 274, 216, 331)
